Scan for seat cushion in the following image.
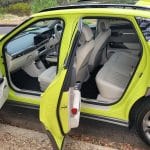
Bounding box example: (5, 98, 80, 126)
(96, 65, 129, 99)
(38, 66, 56, 91)
(107, 52, 139, 67)
(95, 52, 139, 100)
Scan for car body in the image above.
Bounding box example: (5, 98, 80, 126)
(0, 0, 150, 149)
(136, 0, 150, 6)
(0, 34, 4, 39)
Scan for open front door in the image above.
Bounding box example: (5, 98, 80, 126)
(0, 72, 9, 109)
(40, 23, 81, 150)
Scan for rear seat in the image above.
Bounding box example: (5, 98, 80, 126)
(96, 52, 139, 100)
(107, 52, 139, 67)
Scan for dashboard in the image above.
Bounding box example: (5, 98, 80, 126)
(6, 27, 53, 58)
(5, 21, 63, 72)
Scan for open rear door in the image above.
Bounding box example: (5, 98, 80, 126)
(0, 72, 9, 109)
(40, 22, 81, 150)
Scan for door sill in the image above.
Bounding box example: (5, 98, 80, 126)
(81, 97, 117, 106)
(81, 113, 129, 127)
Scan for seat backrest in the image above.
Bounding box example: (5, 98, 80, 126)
(88, 21, 111, 71)
(75, 24, 94, 82)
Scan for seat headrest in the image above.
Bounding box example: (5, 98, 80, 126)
(99, 21, 110, 32)
(81, 24, 94, 42)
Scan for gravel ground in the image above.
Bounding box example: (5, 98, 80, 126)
(0, 123, 115, 150)
(0, 105, 149, 150)
(0, 123, 52, 150)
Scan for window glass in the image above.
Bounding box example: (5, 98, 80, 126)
(83, 19, 97, 28)
(6, 19, 64, 57)
(136, 17, 150, 41)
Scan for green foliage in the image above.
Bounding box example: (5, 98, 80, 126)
(31, 0, 58, 13)
(5, 2, 31, 16)
(0, 0, 138, 16)
(0, 7, 5, 15)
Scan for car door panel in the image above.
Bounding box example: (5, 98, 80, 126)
(107, 23, 141, 57)
(0, 77, 9, 109)
(40, 69, 69, 149)
(40, 68, 81, 150)
(110, 32, 139, 43)
(0, 72, 9, 109)
(40, 20, 81, 149)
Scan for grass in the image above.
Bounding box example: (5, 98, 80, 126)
(0, 0, 138, 17)
(31, 0, 58, 13)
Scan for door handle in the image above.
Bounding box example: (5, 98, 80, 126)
(61, 105, 67, 109)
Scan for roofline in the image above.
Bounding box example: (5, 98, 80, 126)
(40, 3, 150, 13)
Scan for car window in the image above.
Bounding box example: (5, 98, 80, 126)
(136, 17, 150, 41)
(5, 19, 64, 57)
(83, 19, 97, 28)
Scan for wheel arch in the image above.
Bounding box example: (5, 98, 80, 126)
(129, 96, 146, 128)
(129, 96, 150, 128)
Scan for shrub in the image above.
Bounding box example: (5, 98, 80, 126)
(0, 7, 5, 15)
(5, 2, 31, 16)
(31, 0, 58, 13)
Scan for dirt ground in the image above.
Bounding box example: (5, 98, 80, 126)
(0, 123, 115, 150)
(0, 105, 149, 150)
(0, 14, 28, 25)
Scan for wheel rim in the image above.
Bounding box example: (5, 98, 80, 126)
(143, 111, 150, 141)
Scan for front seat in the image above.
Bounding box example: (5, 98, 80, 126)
(38, 66, 56, 91)
(75, 24, 95, 82)
(38, 24, 94, 91)
(88, 21, 111, 71)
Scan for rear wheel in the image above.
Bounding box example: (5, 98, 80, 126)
(135, 101, 150, 145)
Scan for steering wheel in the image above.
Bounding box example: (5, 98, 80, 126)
(54, 23, 63, 41)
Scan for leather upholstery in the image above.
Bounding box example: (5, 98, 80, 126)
(89, 21, 111, 71)
(75, 24, 94, 82)
(96, 52, 139, 100)
(38, 66, 56, 91)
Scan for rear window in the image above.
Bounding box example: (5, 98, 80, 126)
(136, 17, 150, 41)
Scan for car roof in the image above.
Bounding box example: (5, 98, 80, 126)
(40, 2, 150, 13)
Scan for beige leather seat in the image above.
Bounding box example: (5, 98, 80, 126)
(75, 24, 94, 82)
(88, 21, 111, 71)
(38, 66, 56, 91)
(96, 52, 139, 100)
(107, 52, 139, 67)
(38, 24, 94, 91)
(105, 52, 139, 77)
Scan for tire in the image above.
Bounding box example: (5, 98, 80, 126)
(135, 100, 150, 145)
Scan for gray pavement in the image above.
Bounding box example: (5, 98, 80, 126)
(0, 26, 15, 34)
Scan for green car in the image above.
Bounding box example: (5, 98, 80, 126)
(0, 0, 150, 149)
